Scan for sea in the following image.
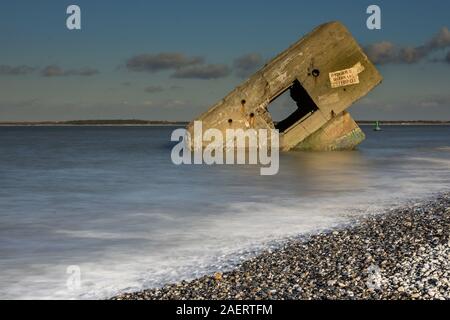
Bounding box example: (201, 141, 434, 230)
(0, 125, 449, 299)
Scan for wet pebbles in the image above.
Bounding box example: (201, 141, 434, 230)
(114, 194, 449, 300)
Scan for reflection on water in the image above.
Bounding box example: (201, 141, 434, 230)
(0, 125, 449, 299)
(285, 151, 371, 193)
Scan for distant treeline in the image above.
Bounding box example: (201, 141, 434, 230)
(357, 120, 450, 125)
(0, 120, 449, 126)
(0, 120, 189, 125)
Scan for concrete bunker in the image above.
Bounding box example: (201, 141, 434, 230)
(187, 21, 382, 152)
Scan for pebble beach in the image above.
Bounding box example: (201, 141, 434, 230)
(114, 193, 450, 300)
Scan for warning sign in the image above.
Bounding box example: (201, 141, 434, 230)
(329, 66, 360, 88)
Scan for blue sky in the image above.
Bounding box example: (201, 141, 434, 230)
(0, 0, 449, 120)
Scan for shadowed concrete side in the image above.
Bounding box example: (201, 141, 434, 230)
(294, 111, 365, 151)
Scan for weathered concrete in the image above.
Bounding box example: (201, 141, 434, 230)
(187, 21, 382, 151)
(295, 111, 365, 151)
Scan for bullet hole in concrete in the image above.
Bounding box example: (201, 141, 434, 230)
(249, 113, 255, 118)
(241, 99, 246, 105)
(228, 119, 233, 124)
(312, 69, 320, 77)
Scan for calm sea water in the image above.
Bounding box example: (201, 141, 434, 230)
(0, 125, 449, 299)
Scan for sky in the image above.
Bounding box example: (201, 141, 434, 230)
(0, 0, 449, 121)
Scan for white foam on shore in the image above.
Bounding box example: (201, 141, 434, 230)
(4, 182, 448, 300)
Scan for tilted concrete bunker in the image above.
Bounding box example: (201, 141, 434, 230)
(187, 21, 382, 151)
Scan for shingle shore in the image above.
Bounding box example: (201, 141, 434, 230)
(114, 193, 450, 300)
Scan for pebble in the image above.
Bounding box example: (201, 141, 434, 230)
(113, 193, 450, 301)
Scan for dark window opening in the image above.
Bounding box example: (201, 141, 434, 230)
(268, 79, 319, 133)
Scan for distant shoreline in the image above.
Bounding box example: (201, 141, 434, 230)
(358, 121, 450, 126)
(0, 120, 449, 126)
(0, 120, 189, 126)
